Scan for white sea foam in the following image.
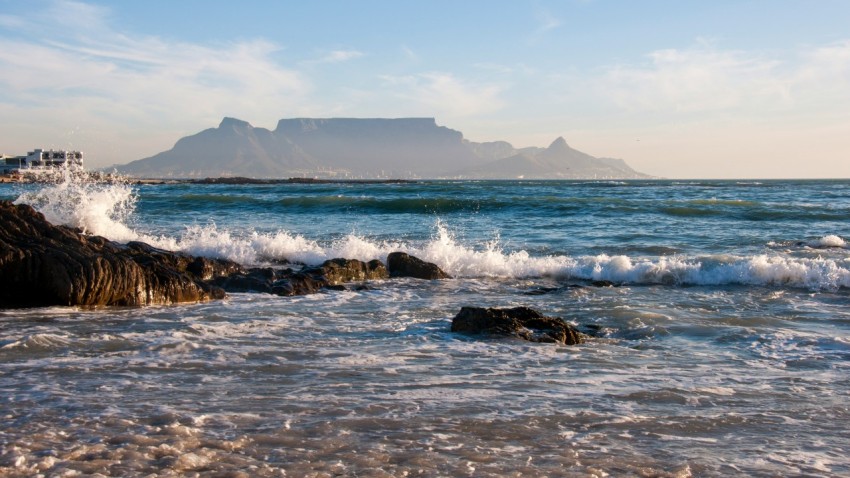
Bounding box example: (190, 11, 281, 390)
(14, 167, 139, 242)
(13, 172, 850, 290)
(108, 223, 850, 290)
(808, 234, 847, 248)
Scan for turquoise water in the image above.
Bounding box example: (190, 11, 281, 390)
(1, 178, 849, 476)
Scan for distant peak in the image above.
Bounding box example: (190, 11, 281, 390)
(548, 136, 569, 150)
(219, 117, 252, 129)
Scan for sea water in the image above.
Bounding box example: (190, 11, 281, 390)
(1, 176, 849, 476)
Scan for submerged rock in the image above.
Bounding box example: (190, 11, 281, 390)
(387, 252, 451, 280)
(451, 306, 585, 345)
(0, 201, 237, 308)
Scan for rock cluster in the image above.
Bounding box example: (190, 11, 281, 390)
(212, 253, 452, 296)
(212, 258, 390, 296)
(451, 306, 585, 345)
(0, 201, 239, 307)
(0, 200, 451, 308)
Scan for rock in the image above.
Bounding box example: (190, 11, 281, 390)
(304, 258, 388, 285)
(211, 267, 282, 293)
(124, 241, 244, 281)
(271, 272, 327, 296)
(522, 286, 562, 296)
(451, 306, 585, 345)
(0, 201, 233, 308)
(590, 280, 617, 287)
(213, 258, 388, 296)
(387, 252, 450, 280)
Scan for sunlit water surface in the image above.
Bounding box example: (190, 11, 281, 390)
(2, 179, 849, 476)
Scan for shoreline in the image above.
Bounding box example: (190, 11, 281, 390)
(0, 173, 418, 185)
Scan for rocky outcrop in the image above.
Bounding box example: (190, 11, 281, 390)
(0, 201, 239, 308)
(212, 258, 389, 296)
(387, 252, 451, 280)
(0, 200, 449, 308)
(451, 306, 585, 345)
(306, 258, 388, 285)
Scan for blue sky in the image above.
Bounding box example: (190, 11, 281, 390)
(1, 0, 849, 177)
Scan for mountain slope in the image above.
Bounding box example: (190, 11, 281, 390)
(116, 117, 650, 179)
(458, 137, 648, 179)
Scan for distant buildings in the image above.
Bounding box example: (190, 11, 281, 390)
(1, 148, 84, 175)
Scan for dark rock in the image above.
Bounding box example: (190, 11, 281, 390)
(578, 323, 613, 338)
(304, 258, 388, 285)
(522, 286, 562, 296)
(590, 280, 617, 287)
(214, 258, 388, 296)
(387, 252, 450, 280)
(124, 241, 244, 281)
(451, 306, 585, 345)
(271, 272, 327, 296)
(0, 201, 232, 308)
(211, 267, 282, 293)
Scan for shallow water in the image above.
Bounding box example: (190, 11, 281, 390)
(2, 178, 850, 476)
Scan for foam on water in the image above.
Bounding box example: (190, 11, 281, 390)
(809, 234, 847, 248)
(150, 225, 850, 290)
(12, 172, 850, 291)
(13, 167, 139, 242)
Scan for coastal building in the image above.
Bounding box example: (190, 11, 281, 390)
(1, 148, 84, 174)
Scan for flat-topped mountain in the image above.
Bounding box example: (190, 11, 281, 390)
(116, 117, 649, 179)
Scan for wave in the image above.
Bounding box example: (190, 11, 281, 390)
(14, 168, 139, 242)
(95, 221, 850, 291)
(12, 172, 850, 291)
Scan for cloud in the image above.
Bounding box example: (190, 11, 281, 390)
(528, 6, 562, 44)
(795, 40, 850, 99)
(0, 0, 313, 164)
(597, 44, 790, 113)
(379, 73, 505, 117)
(316, 49, 364, 63)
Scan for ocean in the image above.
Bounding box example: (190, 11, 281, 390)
(1, 176, 849, 476)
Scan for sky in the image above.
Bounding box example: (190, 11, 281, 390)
(0, 0, 849, 178)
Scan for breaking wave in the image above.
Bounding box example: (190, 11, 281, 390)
(12, 172, 850, 291)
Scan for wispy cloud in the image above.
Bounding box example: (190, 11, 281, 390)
(0, 0, 313, 162)
(316, 49, 364, 63)
(590, 41, 850, 115)
(527, 5, 562, 44)
(400, 45, 418, 62)
(379, 72, 505, 117)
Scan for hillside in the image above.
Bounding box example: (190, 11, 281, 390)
(116, 117, 650, 179)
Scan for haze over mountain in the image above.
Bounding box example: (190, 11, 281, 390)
(116, 117, 650, 179)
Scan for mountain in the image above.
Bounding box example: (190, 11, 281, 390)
(457, 137, 647, 179)
(116, 117, 650, 179)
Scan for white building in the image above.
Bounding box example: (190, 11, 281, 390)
(2, 148, 84, 174)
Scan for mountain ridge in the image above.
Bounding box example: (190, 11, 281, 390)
(116, 117, 651, 179)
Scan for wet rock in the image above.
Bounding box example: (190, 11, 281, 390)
(124, 241, 244, 281)
(214, 258, 387, 296)
(451, 306, 585, 345)
(590, 280, 618, 287)
(212, 267, 282, 293)
(522, 286, 562, 296)
(387, 252, 450, 280)
(303, 258, 388, 285)
(0, 201, 231, 308)
(271, 272, 326, 296)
